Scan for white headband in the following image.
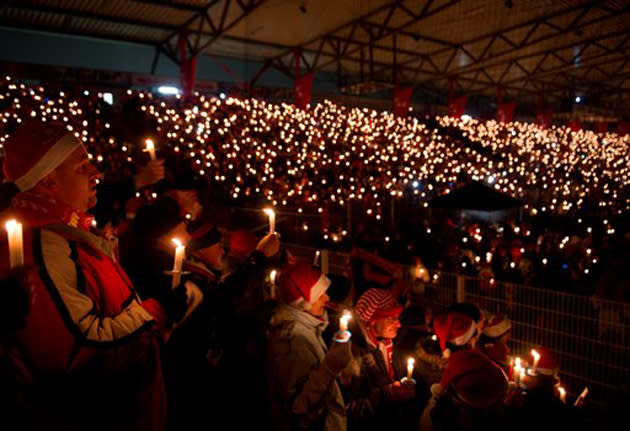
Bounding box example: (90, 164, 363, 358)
(14, 134, 81, 192)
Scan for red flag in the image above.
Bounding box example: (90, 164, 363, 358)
(449, 95, 467, 118)
(568, 120, 582, 132)
(536, 107, 552, 128)
(393, 87, 413, 117)
(617, 121, 630, 135)
(497, 102, 516, 123)
(594, 122, 608, 134)
(295, 71, 314, 110)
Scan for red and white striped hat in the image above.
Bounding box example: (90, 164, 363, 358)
(278, 260, 330, 310)
(356, 288, 403, 324)
(483, 313, 512, 339)
(3, 120, 82, 192)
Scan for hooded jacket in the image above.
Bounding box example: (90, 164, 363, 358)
(267, 303, 346, 431)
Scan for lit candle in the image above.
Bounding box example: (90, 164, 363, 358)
(558, 386, 566, 404)
(574, 387, 589, 407)
(5, 219, 24, 269)
(144, 138, 157, 160)
(171, 238, 185, 288)
(531, 349, 541, 373)
(263, 207, 275, 233)
(269, 269, 277, 299)
(513, 357, 522, 384)
(406, 357, 415, 380)
(313, 250, 320, 266)
(339, 310, 352, 333)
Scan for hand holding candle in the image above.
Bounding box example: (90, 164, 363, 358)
(263, 207, 275, 234)
(401, 357, 416, 385)
(144, 138, 157, 161)
(5, 219, 24, 269)
(335, 310, 352, 342)
(171, 238, 185, 288)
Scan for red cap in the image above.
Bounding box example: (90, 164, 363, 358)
(278, 261, 330, 309)
(433, 311, 477, 351)
(356, 288, 403, 324)
(3, 120, 82, 191)
(440, 349, 508, 408)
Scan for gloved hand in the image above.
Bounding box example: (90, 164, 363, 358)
(382, 381, 415, 404)
(322, 340, 353, 376)
(162, 285, 188, 324)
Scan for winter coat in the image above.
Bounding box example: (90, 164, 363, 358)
(1, 192, 167, 431)
(267, 304, 346, 431)
(342, 323, 421, 431)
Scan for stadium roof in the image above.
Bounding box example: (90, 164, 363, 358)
(1, 0, 630, 112)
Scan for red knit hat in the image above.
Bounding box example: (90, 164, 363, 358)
(483, 313, 512, 339)
(277, 261, 330, 310)
(440, 349, 508, 409)
(433, 311, 477, 351)
(527, 346, 559, 376)
(229, 229, 258, 258)
(3, 120, 82, 191)
(356, 288, 403, 324)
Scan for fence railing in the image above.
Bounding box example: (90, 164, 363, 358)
(285, 243, 630, 407)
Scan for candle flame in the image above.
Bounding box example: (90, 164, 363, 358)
(145, 138, 154, 150)
(5, 219, 18, 231)
(172, 238, 183, 248)
(531, 349, 541, 361)
(269, 269, 277, 283)
(263, 207, 275, 217)
(558, 387, 566, 397)
(340, 311, 352, 326)
(407, 357, 415, 367)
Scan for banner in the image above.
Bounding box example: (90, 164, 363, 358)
(568, 120, 582, 132)
(295, 71, 314, 110)
(497, 102, 516, 123)
(594, 122, 608, 134)
(536, 107, 552, 129)
(393, 86, 413, 117)
(448, 95, 467, 118)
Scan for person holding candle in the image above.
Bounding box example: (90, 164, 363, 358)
(342, 288, 418, 431)
(0, 119, 182, 430)
(420, 348, 509, 431)
(433, 311, 479, 359)
(267, 260, 350, 431)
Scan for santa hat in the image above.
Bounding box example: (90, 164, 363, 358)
(433, 311, 477, 352)
(356, 288, 403, 324)
(277, 261, 330, 310)
(483, 313, 512, 339)
(440, 349, 508, 409)
(527, 346, 559, 376)
(229, 229, 258, 258)
(3, 120, 82, 192)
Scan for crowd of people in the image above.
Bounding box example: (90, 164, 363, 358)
(0, 76, 628, 429)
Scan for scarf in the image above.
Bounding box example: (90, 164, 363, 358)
(9, 191, 94, 230)
(366, 327, 395, 380)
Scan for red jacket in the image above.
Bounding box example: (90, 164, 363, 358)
(1, 192, 167, 430)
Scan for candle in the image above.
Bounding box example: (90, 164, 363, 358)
(263, 207, 275, 233)
(531, 349, 541, 373)
(145, 138, 156, 161)
(339, 311, 352, 333)
(269, 269, 277, 298)
(519, 367, 525, 384)
(558, 386, 566, 404)
(406, 357, 415, 380)
(513, 357, 522, 384)
(313, 250, 320, 266)
(574, 387, 589, 407)
(5, 219, 24, 269)
(171, 238, 185, 288)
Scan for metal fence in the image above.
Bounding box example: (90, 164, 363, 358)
(285, 243, 630, 407)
